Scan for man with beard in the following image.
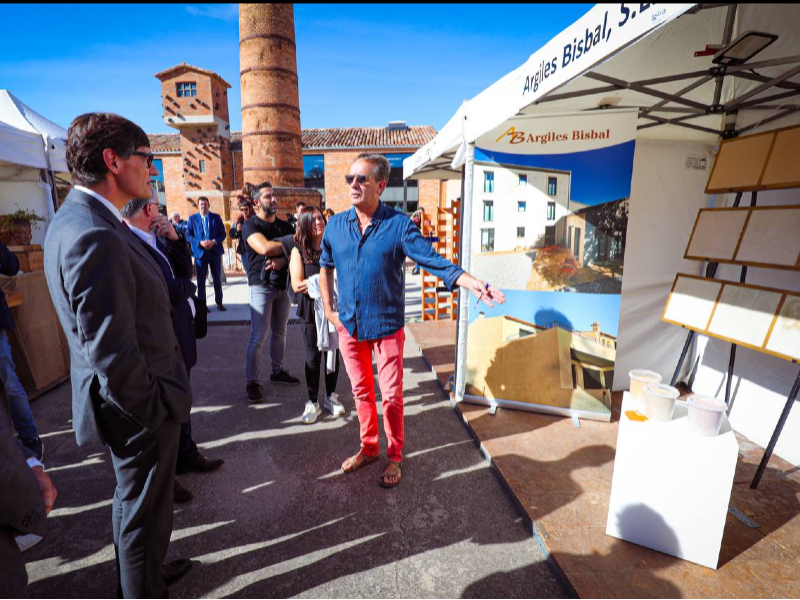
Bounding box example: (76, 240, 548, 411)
(242, 182, 300, 403)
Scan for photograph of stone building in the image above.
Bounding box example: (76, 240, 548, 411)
(464, 314, 616, 419)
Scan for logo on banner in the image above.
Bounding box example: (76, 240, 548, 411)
(496, 126, 611, 146)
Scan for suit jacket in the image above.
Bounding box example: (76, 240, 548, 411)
(0, 241, 20, 332)
(186, 211, 225, 260)
(0, 377, 46, 596)
(43, 188, 192, 446)
(139, 236, 198, 370)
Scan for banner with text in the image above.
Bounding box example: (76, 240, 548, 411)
(464, 111, 637, 421)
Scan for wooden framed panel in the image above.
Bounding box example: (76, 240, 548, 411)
(662, 274, 800, 363)
(705, 131, 774, 193)
(765, 296, 800, 361)
(761, 127, 800, 189)
(706, 123, 800, 193)
(707, 285, 782, 348)
(735, 207, 800, 267)
(685, 209, 748, 262)
(662, 276, 721, 331)
(684, 205, 800, 271)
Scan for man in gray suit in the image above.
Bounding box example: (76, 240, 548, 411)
(44, 112, 193, 598)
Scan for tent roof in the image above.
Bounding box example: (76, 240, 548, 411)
(0, 90, 68, 172)
(406, 3, 800, 179)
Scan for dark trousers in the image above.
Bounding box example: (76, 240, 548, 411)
(96, 400, 180, 598)
(197, 253, 223, 306)
(176, 366, 198, 467)
(302, 321, 340, 401)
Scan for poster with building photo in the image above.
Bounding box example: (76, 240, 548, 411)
(464, 110, 636, 421)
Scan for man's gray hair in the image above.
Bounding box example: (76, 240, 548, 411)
(354, 153, 391, 183)
(170, 211, 180, 219)
(121, 198, 150, 219)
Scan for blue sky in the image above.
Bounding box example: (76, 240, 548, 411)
(469, 290, 621, 337)
(476, 140, 636, 206)
(0, 4, 591, 134)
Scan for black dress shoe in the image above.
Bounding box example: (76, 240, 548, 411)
(176, 453, 225, 475)
(216, 303, 227, 311)
(173, 479, 194, 503)
(162, 558, 194, 586)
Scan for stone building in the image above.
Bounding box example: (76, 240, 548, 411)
(149, 64, 443, 223)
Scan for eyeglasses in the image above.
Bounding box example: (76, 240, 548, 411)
(131, 151, 155, 168)
(344, 174, 371, 185)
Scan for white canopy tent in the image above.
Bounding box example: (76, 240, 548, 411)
(406, 4, 800, 464)
(0, 90, 69, 243)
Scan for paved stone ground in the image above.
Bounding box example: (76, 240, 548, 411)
(21, 300, 567, 598)
(469, 253, 534, 291)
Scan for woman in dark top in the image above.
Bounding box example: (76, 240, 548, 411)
(289, 206, 343, 424)
(229, 197, 254, 273)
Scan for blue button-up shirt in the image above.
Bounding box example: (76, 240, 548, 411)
(321, 202, 464, 341)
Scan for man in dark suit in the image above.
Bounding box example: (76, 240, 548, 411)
(122, 196, 225, 503)
(0, 240, 44, 459)
(43, 112, 193, 597)
(186, 197, 227, 312)
(0, 377, 55, 598)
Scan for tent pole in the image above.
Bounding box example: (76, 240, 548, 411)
(454, 143, 475, 404)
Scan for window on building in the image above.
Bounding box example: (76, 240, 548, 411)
(519, 174, 527, 186)
(483, 200, 493, 222)
(582, 367, 604, 390)
(480, 228, 495, 252)
(518, 201, 526, 212)
(517, 227, 525, 238)
(303, 154, 325, 203)
(199, 160, 206, 173)
(484, 171, 494, 193)
(382, 153, 418, 214)
(176, 82, 197, 97)
(547, 201, 556, 220)
(548, 176, 557, 196)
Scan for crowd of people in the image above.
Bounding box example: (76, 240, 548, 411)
(2, 111, 504, 597)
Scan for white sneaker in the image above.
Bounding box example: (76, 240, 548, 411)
(324, 393, 346, 417)
(302, 400, 321, 424)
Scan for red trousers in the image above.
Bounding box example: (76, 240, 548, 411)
(337, 326, 405, 463)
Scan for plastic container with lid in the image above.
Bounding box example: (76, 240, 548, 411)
(629, 369, 662, 406)
(643, 383, 680, 422)
(687, 394, 727, 436)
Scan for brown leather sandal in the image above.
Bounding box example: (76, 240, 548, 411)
(341, 451, 379, 474)
(379, 461, 402, 488)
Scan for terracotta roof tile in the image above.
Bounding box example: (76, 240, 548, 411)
(148, 125, 436, 154)
(154, 63, 232, 88)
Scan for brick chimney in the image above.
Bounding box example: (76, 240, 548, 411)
(239, 3, 320, 215)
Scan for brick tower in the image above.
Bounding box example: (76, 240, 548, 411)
(239, 3, 320, 214)
(155, 64, 235, 220)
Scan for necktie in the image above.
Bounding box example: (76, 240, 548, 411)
(203, 215, 209, 240)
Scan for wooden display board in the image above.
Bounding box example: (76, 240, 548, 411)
(662, 273, 800, 363)
(684, 205, 800, 270)
(706, 123, 800, 194)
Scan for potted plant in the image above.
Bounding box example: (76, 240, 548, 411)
(0, 207, 46, 246)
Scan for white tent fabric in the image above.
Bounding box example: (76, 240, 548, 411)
(406, 3, 800, 465)
(0, 90, 68, 172)
(0, 91, 69, 238)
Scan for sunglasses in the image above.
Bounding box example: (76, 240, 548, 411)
(344, 174, 371, 185)
(132, 151, 155, 168)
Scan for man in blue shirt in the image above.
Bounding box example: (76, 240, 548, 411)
(186, 197, 227, 311)
(320, 153, 504, 488)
